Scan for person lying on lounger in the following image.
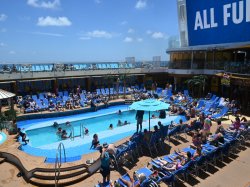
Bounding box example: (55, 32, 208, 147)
(163, 151, 192, 171)
(115, 173, 146, 187)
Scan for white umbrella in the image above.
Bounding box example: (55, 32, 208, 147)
(0, 89, 16, 112)
(0, 89, 15, 100)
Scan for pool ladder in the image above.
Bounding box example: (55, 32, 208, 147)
(79, 123, 85, 138)
(55, 142, 66, 187)
(69, 126, 75, 141)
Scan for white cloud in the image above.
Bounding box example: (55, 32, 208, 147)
(37, 16, 72, 26)
(86, 30, 113, 39)
(31, 31, 64, 37)
(9, 51, 16, 55)
(151, 32, 165, 39)
(137, 38, 143, 42)
(0, 14, 7, 22)
(27, 0, 60, 9)
(120, 21, 127, 25)
(135, 0, 147, 10)
(0, 42, 6, 47)
(124, 37, 133, 43)
(128, 28, 135, 34)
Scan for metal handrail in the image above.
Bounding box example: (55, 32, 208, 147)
(55, 142, 66, 187)
(80, 123, 85, 138)
(69, 126, 74, 141)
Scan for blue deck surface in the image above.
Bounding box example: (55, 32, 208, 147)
(17, 105, 186, 163)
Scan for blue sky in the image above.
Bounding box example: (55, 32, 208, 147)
(0, 0, 179, 63)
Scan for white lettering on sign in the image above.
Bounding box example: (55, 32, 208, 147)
(247, 0, 250, 22)
(210, 8, 218, 28)
(232, 1, 243, 24)
(194, 11, 203, 30)
(224, 4, 231, 26)
(194, 8, 218, 30)
(194, 0, 250, 30)
(203, 9, 210, 29)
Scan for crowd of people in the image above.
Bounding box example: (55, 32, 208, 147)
(17, 86, 111, 114)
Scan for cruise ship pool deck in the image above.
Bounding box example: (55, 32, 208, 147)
(17, 105, 186, 163)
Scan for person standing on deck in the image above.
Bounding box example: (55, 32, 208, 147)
(136, 110, 144, 133)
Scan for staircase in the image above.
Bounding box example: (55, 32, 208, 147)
(29, 164, 90, 186)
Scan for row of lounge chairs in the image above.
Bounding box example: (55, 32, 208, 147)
(97, 123, 249, 187)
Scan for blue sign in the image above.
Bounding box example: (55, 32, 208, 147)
(186, 0, 250, 46)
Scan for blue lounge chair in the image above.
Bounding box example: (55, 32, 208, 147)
(211, 106, 229, 120)
(63, 91, 69, 97)
(168, 125, 181, 144)
(32, 95, 38, 101)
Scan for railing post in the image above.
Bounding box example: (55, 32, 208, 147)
(55, 142, 66, 187)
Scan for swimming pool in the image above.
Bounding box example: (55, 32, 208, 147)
(0, 132, 7, 145)
(17, 105, 186, 163)
(26, 110, 145, 147)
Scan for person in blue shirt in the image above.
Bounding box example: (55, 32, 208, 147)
(99, 144, 111, 184)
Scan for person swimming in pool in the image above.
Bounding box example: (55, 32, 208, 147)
(117, 120, 123, 126)
(66, 121, 71, 126)
(84, 127, 89, 135)
(61, 130, 72, 140)
(90, 134, 100, 149)
(56, 127, 62, 135)
(109, 124, 113, 130)
(117, 110, 122, 115)
(123, 120, 130, 125)
(53, 122, 59, 128)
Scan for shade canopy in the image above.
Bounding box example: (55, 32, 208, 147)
(0, 89, 15, 100)
(129, 99, 170, 111)
(129, 99, 170, 131)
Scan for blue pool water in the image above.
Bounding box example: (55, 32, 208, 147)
(26, 110, 147, 147)
(0, 132, 7, 145)
(17, 105, 186, 163)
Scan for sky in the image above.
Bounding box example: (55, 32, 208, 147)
(0, 0, 179, 63)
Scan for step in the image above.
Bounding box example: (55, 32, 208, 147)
(35, 163, 88, 173)
(30, 172, 89, 186)
(33, 167, 88, 180)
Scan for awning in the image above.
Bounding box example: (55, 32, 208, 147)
(0, 81, 16, 84)
(18, 78, 55, 83)
(216, 73, 250, 80)
(58, 76, 89, 80)
(0, 89, 15, 100)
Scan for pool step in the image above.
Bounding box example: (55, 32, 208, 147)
(30, 165, 90, 186)
(33, 167, 88, 179)
(30, 171, 89, 186)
